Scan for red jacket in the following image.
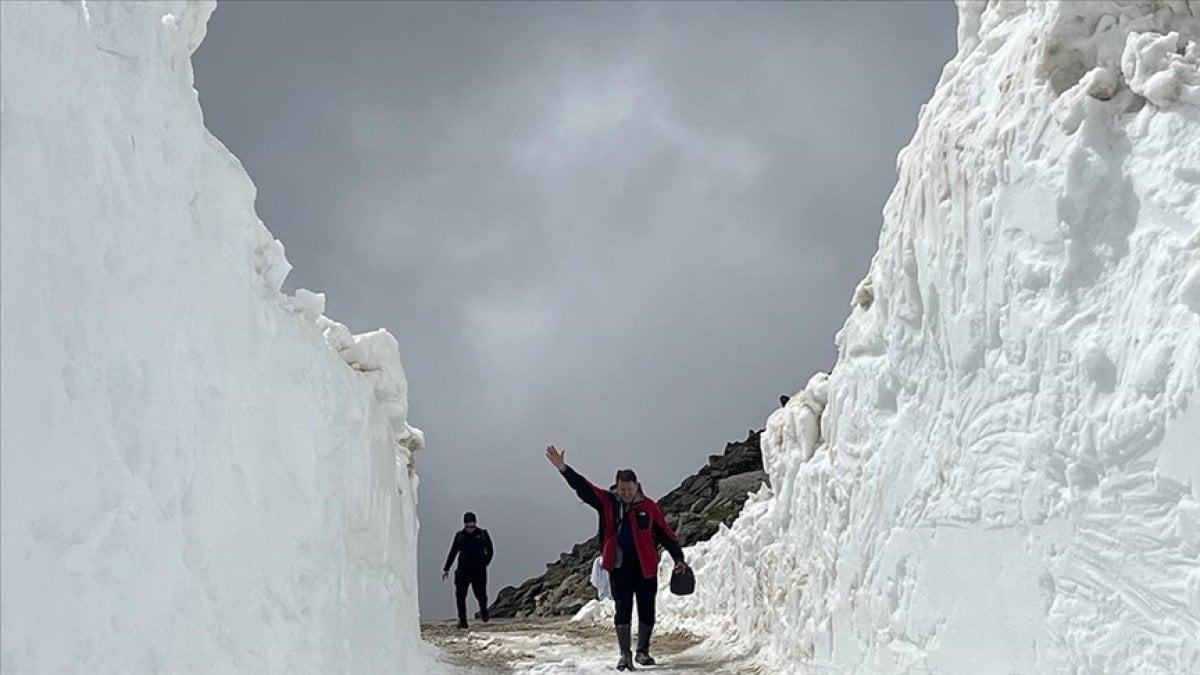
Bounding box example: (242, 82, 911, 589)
(560, 465, 684, 579)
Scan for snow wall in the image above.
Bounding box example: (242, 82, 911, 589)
(0, 2, 437, 672)
(583, 1, 1200, 672)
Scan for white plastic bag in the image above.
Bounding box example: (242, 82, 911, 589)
(589, 557, 612, 600)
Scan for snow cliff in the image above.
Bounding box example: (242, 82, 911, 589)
(1, 2, 435, 671)
(584, 2, 1200, 672)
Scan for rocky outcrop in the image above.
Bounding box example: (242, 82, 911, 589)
(488, 430, 768, 618)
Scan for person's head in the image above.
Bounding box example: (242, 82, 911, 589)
(614, 469, 639, 503)
(463, 511, 477, 531)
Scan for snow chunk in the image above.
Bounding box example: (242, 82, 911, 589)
(317, 316, 355, 351)
(1081, 66, 1120, 101)
(312, 315, 422, 453)
(1122, 31, 1200, 108)
(341, 329, 419, 449)
(764, 372, 829, 475)
(851, 273, 874, 309)
(252, 236, 292, 292)
(290, 287, 325, 322)
(395, 424, 426, 454)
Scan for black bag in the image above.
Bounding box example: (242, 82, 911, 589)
(669, 565, 695, 596)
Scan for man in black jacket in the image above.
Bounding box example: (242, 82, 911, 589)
(442, 511, 494, 629)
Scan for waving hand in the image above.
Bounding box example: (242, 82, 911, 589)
(545, 445, 566, 471)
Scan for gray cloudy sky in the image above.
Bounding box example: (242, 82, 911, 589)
(193, 0, 956, 618)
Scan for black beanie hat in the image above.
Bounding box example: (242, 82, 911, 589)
(463, 511, 477, 524)
(614, 469, 638, 483)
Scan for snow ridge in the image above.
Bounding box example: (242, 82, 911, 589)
(582, 2, 1200, 672)
(1, 2, 434, 671)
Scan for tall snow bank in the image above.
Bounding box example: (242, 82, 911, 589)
(583, 1, 1200, 672)
(0, 2, 436, 671)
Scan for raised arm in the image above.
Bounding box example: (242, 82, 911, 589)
(546, 444, 608, 511)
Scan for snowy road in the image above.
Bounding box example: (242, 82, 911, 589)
(422, 618, 754, 673)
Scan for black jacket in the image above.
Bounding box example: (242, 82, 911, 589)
(443, 527, 494, 572)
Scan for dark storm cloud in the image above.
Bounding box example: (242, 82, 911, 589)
(193, 0, 957, 617)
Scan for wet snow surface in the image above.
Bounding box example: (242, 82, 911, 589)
(423, 618, 750, 674)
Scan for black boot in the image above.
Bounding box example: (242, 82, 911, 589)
(635, 622, 655, 665)
(616, 623, 636, 670)
(481, 607, 490, 623)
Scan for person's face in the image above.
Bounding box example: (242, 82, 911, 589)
(465, 522, 477, 531)
(616, 480, 638, 503)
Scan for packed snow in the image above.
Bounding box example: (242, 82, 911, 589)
(579, 1, 1200, 672)
(0, 1, 439, 672)
(5, 0, 1198, 672)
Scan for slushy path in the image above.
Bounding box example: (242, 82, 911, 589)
(422, 617, 754, 673)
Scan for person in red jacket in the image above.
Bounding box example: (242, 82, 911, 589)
(546, 444, 687, 671)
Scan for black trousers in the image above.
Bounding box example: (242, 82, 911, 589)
(454, 567, 488, 621)
(610, 564, 657, 626)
